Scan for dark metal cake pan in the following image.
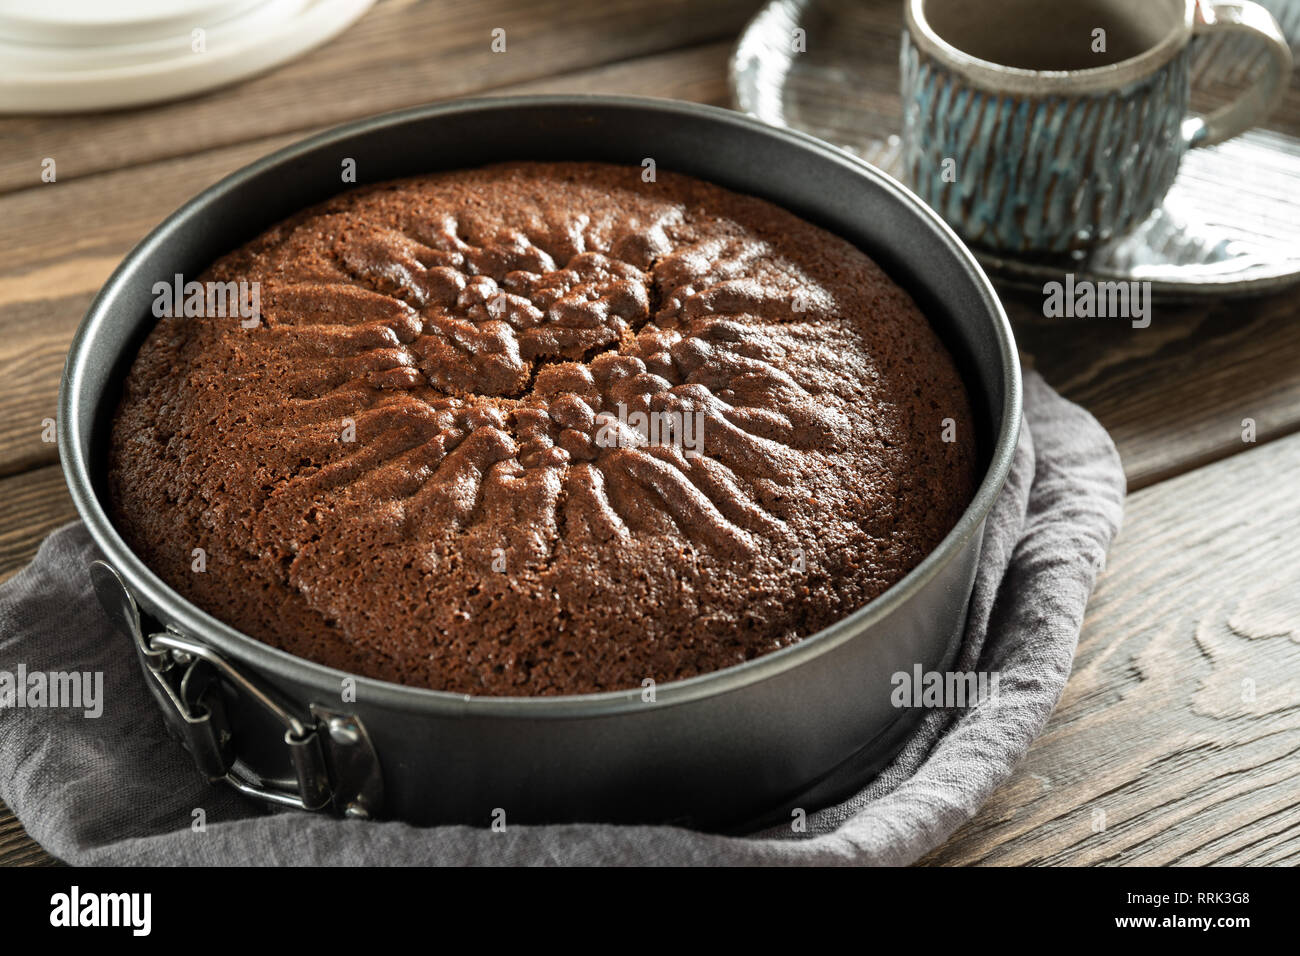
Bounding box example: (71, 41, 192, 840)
(59, 95, 1021, 831)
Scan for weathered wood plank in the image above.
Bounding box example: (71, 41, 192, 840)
(923, 431, 1300, 865)
(0, 809, 57, 866)
(0, 0, 757, 192)
(0, 465, 76, 585)
(1006, 287, 1300, 490)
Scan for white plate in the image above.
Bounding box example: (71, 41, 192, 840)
(0, 0, 374, 113)
(0, 0, 266, 46)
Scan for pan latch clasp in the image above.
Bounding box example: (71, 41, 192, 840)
(90, 560, 384, 819)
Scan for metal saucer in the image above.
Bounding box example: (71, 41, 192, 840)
(731, 0, 1300, 297)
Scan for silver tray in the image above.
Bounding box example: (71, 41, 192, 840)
(731, 0, 1300, 297)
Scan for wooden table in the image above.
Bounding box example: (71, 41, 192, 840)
(3, 0, 1298, 867)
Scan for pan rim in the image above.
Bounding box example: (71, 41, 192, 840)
(58, 93, 1022, 719)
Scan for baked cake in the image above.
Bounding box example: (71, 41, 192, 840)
(107, 161, 977, 696)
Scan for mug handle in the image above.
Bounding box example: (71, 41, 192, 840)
(1184, 0, 1294, 148)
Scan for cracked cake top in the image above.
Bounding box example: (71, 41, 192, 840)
(108, 161, 977, 696)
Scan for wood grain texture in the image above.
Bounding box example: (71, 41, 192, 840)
(0, 811, 57, 866)
(922, 432, 1300, 865)
(0, 466, 76, 586)
(1006, 286, 1300, 491)
(0, 0, 757, 193)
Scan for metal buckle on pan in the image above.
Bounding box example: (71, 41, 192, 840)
(90, 560, 383, 819)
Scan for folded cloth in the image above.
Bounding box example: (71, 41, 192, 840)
(0, 370, 1124, 865)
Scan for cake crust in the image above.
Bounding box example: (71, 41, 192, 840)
(108, 161, 977, 696)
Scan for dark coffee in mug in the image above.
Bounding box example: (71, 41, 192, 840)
(921, 0, 1175, 70)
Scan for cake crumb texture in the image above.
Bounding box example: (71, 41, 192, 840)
(108, 161, 977, 696)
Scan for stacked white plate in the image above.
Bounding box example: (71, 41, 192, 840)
(0, 0, 375, 112)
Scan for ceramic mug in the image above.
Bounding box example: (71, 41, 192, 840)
(901, 0, 1294, 255)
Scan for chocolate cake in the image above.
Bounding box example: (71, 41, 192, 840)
(107, 161, 978, 696)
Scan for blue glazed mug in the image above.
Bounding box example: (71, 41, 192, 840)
(901, 0, 1293, 255)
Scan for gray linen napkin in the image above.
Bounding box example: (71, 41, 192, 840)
(0, 370, 1124, 865)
